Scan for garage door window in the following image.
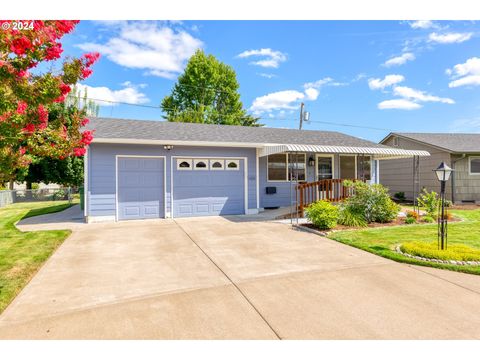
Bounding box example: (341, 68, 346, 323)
(194, 159, 208, 170)
(210, 160, 225, 170)
(226, 160, 240, 170)
(177, 159, 192, 170)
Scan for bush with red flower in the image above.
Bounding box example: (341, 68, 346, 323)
(0, 20, 100, 183)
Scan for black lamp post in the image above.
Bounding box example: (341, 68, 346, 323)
(433, 162, 453, 250)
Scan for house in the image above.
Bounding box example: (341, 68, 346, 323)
(380, 132, 480, 204)
(84, 118, 429, 222)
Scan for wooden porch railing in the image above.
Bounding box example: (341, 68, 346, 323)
(296, 179, 356, 217)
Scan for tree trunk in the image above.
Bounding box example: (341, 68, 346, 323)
(9, 179, 14, 190)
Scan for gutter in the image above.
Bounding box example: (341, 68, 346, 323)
(451, 153, 466, 203)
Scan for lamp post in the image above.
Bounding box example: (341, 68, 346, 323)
(433, 162, 453, 250)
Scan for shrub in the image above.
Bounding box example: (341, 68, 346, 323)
(338, 205, 367, 227)
(400, 241, 480, 261)
(394, 192, 406, 201)
(422, 215, 435, 223)
(305, 200, 339, 230)
(343, 181, 400, 223)
(417, 189, 439, 218)
(444, 200, 453, 208)
(404, 216, 416, 224)
(406, 210, 419, 220)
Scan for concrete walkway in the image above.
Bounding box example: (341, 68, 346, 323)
(2, 212, 480, 339)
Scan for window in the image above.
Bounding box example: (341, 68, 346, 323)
(288, 153, 306, 181)
(340, 155, 356, 179)
(210, 160, 224, 170)
(470, 157, 480, 175)
(267, 153, 306, 181)
(177, 159, 192, 170)
(317, 156, 333, 180)
(194, 159, 208, 170)
(226, 160, 240, 170)
(392, 136, 399, 147)
(357, 155, 371, 181)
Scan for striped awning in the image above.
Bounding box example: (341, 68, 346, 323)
(258, 144, 430, 160)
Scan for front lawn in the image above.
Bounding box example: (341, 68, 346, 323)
(0, 201, 74, 313)
(328, 208, 480, 275)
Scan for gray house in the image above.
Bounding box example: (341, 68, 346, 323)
(380, 133, 480, 204)
(84, 118, 428, 222)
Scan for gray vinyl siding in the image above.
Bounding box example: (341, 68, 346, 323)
(87, 143, 257, 217)
(380, 136, 452, 200)
(451, 154, 480, 203)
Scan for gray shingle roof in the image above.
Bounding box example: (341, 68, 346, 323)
(88, 117, 388, 148)
(389, 133, 480, 153)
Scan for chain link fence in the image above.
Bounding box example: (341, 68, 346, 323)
(0, 187, 78, 208)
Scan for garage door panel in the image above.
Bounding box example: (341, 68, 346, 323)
(118, 157, 164, 220)
(173, 158, 245, 217)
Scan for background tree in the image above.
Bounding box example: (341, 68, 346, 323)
(0, 20, 99, 185)
(161, 50, 259, 126)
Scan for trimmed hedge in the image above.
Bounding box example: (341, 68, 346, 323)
(400, 241, 480, 262)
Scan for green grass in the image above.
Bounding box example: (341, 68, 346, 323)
(328, 208, 480, 275)
(0, 201, 74, 313)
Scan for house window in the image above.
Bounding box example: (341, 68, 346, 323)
(340, 155, 356, 179)
(288, 153, 306, 181)
(194, 159, 208, 170)
(177, 159, 192, 170)
(210, 160, 225, 170)
(357, 155, 371, 181)
(392, 137, 399, 147)
(267, 153, 306, 181)
(226, 160, 240, 170)
(470, 157, 480, 175)
(317, 155, 333, 180)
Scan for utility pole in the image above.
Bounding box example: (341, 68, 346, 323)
(299, 102, 305, 130)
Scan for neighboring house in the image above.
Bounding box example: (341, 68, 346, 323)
(84, 118, 428, 222)
(380, 133, 480, 204)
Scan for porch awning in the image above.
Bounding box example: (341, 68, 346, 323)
(258, 144, 430, 160)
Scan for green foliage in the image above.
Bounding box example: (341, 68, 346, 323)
(394, 192, 406, 201)
(404, 216, 416, 224)
(161, 50, 260, 126)
(343, 180, 400, 223)
(305, 200, 339, 230)
(422, 215, 435, 223)
(338, 205, 367, 227)
(401, 241, 480, 261)
(406, 210, 419, 220)
(17, 156, 83, 187)
(417, 188, 439, 218)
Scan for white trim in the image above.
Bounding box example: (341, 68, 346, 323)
(209, 159, 225, 170)
(246, 208, 259, 215)
(115, 155, 167, 221)
(339, 154, 357, 179)
(171, 156, 249, 218)
(225, 159, 240, 170)
(315, 154, 335, 180)
(176, 158, 193, 170)
(256, 148, 260, 209)
(93, 137, 266, 148)
(469, 156, 480, 175)
(84, 146, 89, 217)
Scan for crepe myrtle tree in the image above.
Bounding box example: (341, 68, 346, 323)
(0, 20, 99, 184)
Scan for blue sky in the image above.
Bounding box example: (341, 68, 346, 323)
(61, 20, 480, 142)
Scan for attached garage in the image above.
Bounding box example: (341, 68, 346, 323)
(117, 156, 165, 220)
(172, 157, 246, 217)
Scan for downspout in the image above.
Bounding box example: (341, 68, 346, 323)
(451, 153, 466, 204)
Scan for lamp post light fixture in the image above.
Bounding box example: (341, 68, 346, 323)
(433, 162, 454, 250)
(163, 145, 173, 151)
(308, 156, 315, 167)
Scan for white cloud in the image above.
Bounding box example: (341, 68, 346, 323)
(258, 73, 277, 79)
(304, 87, 320, 101)
(237, 48, 287, 68)
(368, 75, 405, 90)
(250, 90, 304, 113)
(384, 53, 415, 67)
(428, 32, 473, 44)
(447, 57, 480, 88)
(393, 86, 455, 104)
(77, 22, 203, 79)
(75, 83, 149, 106)
(304, 77, 348, 88)
(409, 20, 435, 29)
(378, 99, 422, 110)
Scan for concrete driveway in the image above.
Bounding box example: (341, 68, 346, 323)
(1, 214, 480, 339)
